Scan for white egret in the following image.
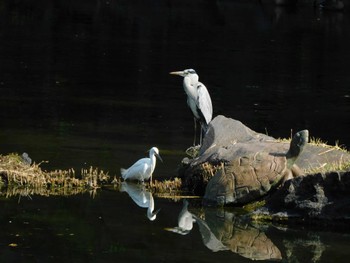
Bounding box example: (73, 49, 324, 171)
(165, 200, 196, 235)
(120, 182, 160, 221)
(120, 147, 162, 185)
(170, 69, 213, 145)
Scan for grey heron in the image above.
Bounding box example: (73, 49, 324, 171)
(120, 147, 163, 185)
(170, 69, 213, 146)
(164, 200, 196, 235)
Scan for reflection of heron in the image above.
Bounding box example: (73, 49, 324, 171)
(120, 182, 160, 221)
(121, 147, 162, 184)
(195, 217, 227, 252)
(170, 69, 213, 145)
(195, 209, 282, 260)
(165, 200, 196, 235)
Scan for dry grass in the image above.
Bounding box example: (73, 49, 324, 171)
(304, 159, 350, 174)
(276, 136, 350, 174)
(304, 137, 350, 174)
(0, 153, 109, 190)
(150, 177, 182, 193)
(277, 136, 349, 152)
(112, 176, 185, 199)
(0, 153, 187, 198)
(309, 137, 348, 152)
(197, 162, 224, 183)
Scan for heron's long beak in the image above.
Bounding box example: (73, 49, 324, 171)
(169, 71, 185, 77)
(164, 227, 191, 235)
(155, 152, 163, 162)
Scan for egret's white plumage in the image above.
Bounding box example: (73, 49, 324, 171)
(121, 147, 162, 184)
(120, 182, 160, 221)
(170, 69, 213, 145)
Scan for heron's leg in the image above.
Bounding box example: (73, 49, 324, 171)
(199, 126, 203, 145)
(193, 117, 197, 146)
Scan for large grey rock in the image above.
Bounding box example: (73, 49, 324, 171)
(180, 115, 350, 206)
(193, 115, 350, 170)
(203, 129, 309, 206)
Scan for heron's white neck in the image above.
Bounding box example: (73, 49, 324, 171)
(183, 74, 199, 99)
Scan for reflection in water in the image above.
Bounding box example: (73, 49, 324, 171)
(167, 202, 282, 261)
(193, 214, 227, 252)
(165, 200, 196, 235)
(196, 209, 282, 261)
(0, 186, 89, 198)
(197, 210, 282, 260)
(120, 182, 160, 221)
(283, 233, 326, 263)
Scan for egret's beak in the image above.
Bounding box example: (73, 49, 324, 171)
(147, 208, 161, 221)
(155, 152, 163, 162)
(169, 71, 185, 77)
(154, 208, 161, 216)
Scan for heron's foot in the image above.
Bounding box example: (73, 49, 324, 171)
(185, 145, 201, 158)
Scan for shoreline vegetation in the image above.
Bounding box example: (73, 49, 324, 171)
(0, 153, 183, 198)
(1, 135, 349, 199)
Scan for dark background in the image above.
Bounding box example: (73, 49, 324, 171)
(0, 0, 349, 177)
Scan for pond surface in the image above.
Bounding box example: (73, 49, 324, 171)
(1, 185, 350, 262)
(1, 0, 350, 262)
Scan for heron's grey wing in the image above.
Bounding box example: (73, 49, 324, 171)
(197, 83, 213, 124)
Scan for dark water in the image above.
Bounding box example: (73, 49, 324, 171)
(1, 186, 350, 263)
(1, 0, 350, 262)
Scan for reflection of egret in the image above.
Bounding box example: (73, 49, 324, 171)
(120, 182, 160, 221)
(121, 147, 162, 184)
(170, 69, 213, 145)
(165, 200, 196, 235)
